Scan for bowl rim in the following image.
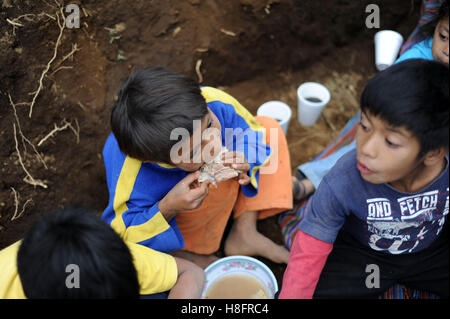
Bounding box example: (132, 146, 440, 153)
(203, 255, 278, 296)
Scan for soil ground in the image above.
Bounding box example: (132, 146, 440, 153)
(0, 0, 420, 288)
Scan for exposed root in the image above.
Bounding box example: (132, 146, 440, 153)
(10, 188, 33, 221)
(13, 124, 48, 189)
(50, 65, 74, 76)
(77, 101, 87, 112)
(6, 14, 38, 34)
(8, 6, 80, 115)
(220, 28, 237, 37)
(71, 118, 81, 144)
(6, 12, 55, 35)
(6, 17, 25, 27)
(9, 93, 48, 169)
(52, 43, 81, 71)
(28, 6, 66, 118)
(37, 119, 80, 147)
(195, 59, 203, 83)
(10, 187, 19, 220)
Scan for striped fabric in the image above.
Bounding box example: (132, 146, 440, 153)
(309, 113, 360, 162)
(400, 0, 443, 54)
(380, 285, 439, 299)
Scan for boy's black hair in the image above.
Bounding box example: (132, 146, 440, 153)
(17, 206, 140, 299)
(111, 66, 208, 163)
(418, 0, 449, 40)
(360, 59, 449, 158)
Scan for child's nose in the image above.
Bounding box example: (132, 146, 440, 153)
(360, 136, 378, 158)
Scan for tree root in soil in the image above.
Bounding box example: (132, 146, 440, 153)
(195, 59, 203, 83)
(9, 93, 48, 170)
(37, 119, 80, 147)
(28, 6, 66, 118)
(10, 187, 33, 221)
(8, 4, 80, 118)
(5, 2, 84, 223)
(12, 124, 48, 189)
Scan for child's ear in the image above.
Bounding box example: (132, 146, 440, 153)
(423, 148, 448, 167)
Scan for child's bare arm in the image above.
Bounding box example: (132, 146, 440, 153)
(159, 171, 211, 221)
(168, 257, 206, 299)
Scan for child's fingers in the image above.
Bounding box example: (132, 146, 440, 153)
(180, 171, 200, 188)
(200, 179, 211, 190)
(189, 180, 200, 189)
(221, 151, 247, 164)
(221, 151, 249, 172)
(231, 162, 250, 172)
(190, 179, 210, 200)
(238, 173, 251, 185)
(187, 184, 210, 209)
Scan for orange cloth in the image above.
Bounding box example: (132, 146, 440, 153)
(175, 116, 293, 254)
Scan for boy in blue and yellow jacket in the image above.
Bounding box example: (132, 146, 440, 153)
(102, 67, 293, 266)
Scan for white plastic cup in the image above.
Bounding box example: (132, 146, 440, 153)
(297, 82, 330, 126)
(374, 30, 404, 71)
(257, 101, 292, 135)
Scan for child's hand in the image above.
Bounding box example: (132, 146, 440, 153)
(159, 171, 211, 219)
(221, 151, 251, 185)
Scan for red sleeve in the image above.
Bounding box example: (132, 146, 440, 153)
(279, 230, 333, 299)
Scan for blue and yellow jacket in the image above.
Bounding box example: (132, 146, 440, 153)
(102, 87, 271, 252)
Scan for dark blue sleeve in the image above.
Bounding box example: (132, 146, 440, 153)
(298, 178, 348, 244)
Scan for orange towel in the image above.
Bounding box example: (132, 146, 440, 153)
(175, 116, 293, 254)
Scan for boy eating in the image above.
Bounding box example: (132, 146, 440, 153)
(280, 59, 449, 298)
(102, 67, 293, 267)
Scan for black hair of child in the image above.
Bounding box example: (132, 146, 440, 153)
(360, 59, 449, 158)
(111, 66, 209, 163)
(17, 206, 140, 299)
(418, 0, 449, 40)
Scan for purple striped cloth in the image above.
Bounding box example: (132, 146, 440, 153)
(400, 0, 442, 54)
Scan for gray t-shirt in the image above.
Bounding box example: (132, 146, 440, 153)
(299, 149, 449, 254)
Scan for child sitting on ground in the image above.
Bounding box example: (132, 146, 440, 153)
(0, 206, 204, 299)
(291, 1, 448, 203)
(280, 59, 449, 298)
(101, 67, 293, 267)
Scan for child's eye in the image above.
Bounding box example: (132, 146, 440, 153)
(439, 33, 448, 41)
(385, 139, 399, 148)
(207, 120, 213, 128)
(359, 122, 369, 132)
